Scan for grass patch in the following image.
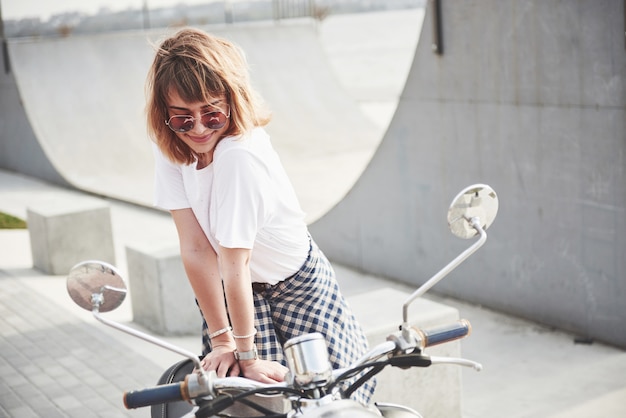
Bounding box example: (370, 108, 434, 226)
(0, 212, 27, 229)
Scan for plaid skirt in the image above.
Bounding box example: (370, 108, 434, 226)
(200, 238, 375, 405)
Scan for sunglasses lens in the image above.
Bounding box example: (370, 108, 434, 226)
(168, 116, 194, 132)
(201, 111, 228, 130)
(166, 107, 229, 133)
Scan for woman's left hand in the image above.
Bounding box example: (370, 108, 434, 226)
(201, 343, 240, 378)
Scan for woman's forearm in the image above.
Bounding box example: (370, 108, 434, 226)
(219, 246, 256, 352)
(182, 249, 232, 343)
(171, 209, 233, 345)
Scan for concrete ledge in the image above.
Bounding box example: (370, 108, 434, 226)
(126, 243, 200, 336)
(26, 196, 115, 275)
(547, 387, 626, 418)
(349, 288, 462, 418)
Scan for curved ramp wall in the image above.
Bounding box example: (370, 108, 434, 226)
(0, 21, 380, 222)
(0, 41, 69, 187)
(310, 0, 626, 347)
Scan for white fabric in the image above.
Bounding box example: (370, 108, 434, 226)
(153, 127, 309, 285)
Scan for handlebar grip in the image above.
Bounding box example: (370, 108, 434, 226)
(417, 319, 472, 348)
(123, 382, 186, 409)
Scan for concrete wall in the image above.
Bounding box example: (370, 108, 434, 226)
(0, 37, 69, 186)
(311, 0, 626, 348)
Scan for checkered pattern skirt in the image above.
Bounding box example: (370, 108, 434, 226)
(200, 238, 375, 405)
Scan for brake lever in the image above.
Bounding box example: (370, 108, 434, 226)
(429, 356, 483, 371)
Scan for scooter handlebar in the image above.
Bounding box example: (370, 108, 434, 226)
(122, 321, 472, 410)
(123, 382, 185, 409)
(414, 319, 472, 348)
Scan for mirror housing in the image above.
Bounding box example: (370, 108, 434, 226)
(448, 184, 498, 239)
(67, 260, 127, 313)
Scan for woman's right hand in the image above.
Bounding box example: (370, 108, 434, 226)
(201, 342, 240, 378)
(239, 358, 289, 384)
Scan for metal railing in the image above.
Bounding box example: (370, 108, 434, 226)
(273, 0, 314, 20)
(2, 0, 424, 38)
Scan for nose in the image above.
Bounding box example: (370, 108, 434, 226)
(189, 112, 207, 134)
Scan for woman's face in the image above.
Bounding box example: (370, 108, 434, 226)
(165, 88, 231, 160)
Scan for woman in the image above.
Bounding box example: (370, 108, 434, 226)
(146, 27, 374, 403)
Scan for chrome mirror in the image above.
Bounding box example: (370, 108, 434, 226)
(66, 260, 127, 313)
(447, 184, 498, 239)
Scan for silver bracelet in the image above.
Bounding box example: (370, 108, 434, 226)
(208, 326, 232, 339)
(233, 328, 257, 339)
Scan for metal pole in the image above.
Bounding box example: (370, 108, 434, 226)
(0, 2, 4, 36)
(225, 0, 233, 24)
(142, 0, 151, 30)
(432, 0, 444, 55)
(401, 219, 486, 336)
(0, 3, 10, 74)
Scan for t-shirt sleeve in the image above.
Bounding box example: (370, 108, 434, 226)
(212, 148, 272, 249)
(153, 144, 190, 211)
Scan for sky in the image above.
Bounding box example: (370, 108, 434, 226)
(0, 0, 244, 21)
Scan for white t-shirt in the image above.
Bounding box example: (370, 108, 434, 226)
(154, 127, 309, 285)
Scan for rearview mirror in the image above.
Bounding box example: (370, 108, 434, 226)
(66, 260, 127, 313)
(447, 184, 498, 239)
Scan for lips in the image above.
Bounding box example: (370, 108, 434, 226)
(188, 131, 214, 144)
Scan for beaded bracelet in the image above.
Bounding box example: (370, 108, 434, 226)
(233, 328, 257, 339)
(208, 326, 232, 339)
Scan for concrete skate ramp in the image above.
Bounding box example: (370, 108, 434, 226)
(310, 0, 626, 348)
(0, 21, 381, 222)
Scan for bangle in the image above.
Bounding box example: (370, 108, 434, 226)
(208, 326, 232, 339)
(233, 328, 257, 339)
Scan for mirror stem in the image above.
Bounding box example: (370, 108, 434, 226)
(401, 217, 486, 340)
(91, 307, 207, 381)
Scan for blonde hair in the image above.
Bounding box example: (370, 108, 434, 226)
(146, 28, 271, 164)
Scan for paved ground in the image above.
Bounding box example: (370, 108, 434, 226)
(0, 270, 159, 417)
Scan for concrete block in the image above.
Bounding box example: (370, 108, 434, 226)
(27, 196, 115, 275)
(126, 243, 200, 336)
(349, 288, 462, 418)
